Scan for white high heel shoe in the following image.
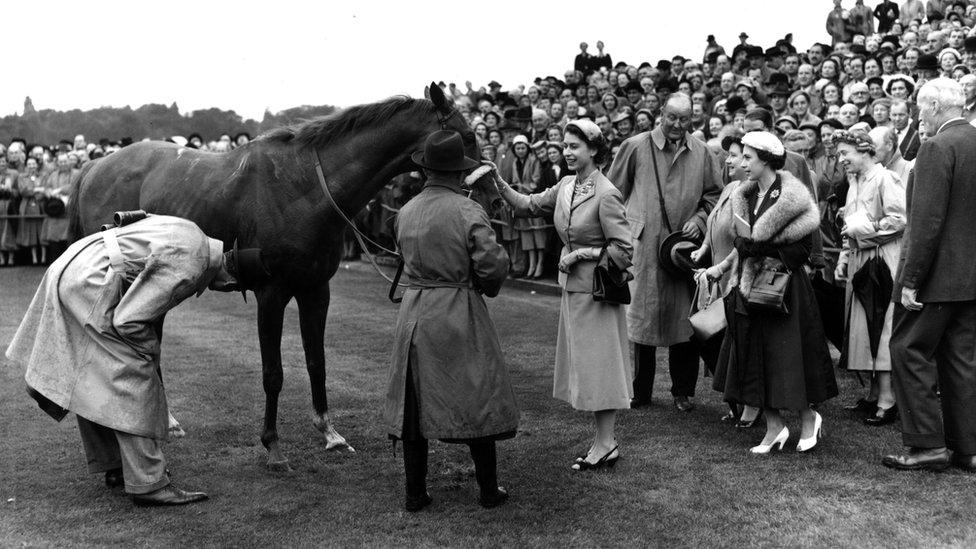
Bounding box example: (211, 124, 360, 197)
(750, 426, 789, 454)
(797, 411, 823, 453)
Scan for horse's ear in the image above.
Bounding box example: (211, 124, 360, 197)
(423, 84, 432, 100)
(428, 81, 449, 111)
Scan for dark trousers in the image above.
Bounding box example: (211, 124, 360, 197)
(890, 301, 976, 453)
(401, 364, 499, 499)
(633, 340, 701, 399)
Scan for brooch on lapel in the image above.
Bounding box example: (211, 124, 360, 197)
(770, 189, 780, 199)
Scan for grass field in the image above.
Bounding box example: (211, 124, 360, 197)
(2, 264, 975, 548)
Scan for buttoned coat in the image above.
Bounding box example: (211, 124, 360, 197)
(607, 128, 723, 346)
(896, 119, 976, 302)
(383, 180, 518, 440)
(6, 215, 224, 438)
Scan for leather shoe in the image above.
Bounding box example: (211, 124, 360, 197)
(864, 405, 899, 426)
(131, 485, 209, 506)
(882, 447, 949, 471)
(630, 397, 652, 409)
(952, 453, 976, 472)
(478, 486, 509, 509)
(673, 396, 694, 412)
(104, 468, 124, 488)
(405, 491, 433, 512)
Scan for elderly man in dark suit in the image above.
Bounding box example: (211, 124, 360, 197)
(884, 78, 976, 472)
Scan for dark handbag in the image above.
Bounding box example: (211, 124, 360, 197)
(746, 258, 792, 314)
(593, 247, 632, 305)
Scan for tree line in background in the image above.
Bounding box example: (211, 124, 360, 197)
(0, 97, 337, 145)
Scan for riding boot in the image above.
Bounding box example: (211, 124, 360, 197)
(402, 439, 431, 512)
(469, 441, 508, 508)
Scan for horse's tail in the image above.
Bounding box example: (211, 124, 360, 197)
(66, 161, 95, 242)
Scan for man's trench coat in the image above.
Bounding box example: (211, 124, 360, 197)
(6, 215, 224, 439)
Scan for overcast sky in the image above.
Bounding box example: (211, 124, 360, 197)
(6, 0, 848, 120)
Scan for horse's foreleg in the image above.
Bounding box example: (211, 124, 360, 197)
(296, 283, 355, 453)
(256, 287, 293, 470)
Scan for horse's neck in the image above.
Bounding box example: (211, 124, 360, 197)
(312, 123, 425, 217)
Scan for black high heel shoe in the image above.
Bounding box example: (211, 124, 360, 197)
(572, 446, 619, 471)
(735, 408, 764, 429)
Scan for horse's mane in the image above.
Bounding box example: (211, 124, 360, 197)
(260, 96, 433, 150)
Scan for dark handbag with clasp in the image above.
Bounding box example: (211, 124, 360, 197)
(746, 257, 792, 314)
(593, 247, 633, 305)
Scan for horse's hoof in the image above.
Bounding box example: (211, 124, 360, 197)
(267, 459, 292, 472)
(326, 440, 356, 453)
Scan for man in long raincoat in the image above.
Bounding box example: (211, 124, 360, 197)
(6, 213, 267, 506)
(383, 130, 518, 512)
(608, 94, 723, 411)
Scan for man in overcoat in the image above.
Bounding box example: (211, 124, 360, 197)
(6, 213, 267, 505)
(884, 78, 976, 472)
(383, 130, 518, 511)
(607, 94, 723, 411)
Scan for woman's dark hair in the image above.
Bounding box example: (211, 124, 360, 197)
(753, 147, 786, 170)
(564, 124, 609, 165)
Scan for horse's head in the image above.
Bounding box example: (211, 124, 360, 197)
(424, 81, 480, 164)
(462, 163, 503, 219)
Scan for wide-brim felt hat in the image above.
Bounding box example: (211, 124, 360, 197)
(659, 231, 702, 278)
(765, 73, 790, 87)
(410, 129, 480, 172)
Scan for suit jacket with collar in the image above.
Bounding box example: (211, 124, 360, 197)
(898, 124, 921, 161)
(897, 118, 976, 302)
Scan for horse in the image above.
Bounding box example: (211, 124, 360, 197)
(67, 82, 490, 469)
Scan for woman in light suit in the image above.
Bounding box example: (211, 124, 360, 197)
(493, 119, 633, 471)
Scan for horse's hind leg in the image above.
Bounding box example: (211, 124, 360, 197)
(256, 286, 293, 470)
(296, 283, 355, 453)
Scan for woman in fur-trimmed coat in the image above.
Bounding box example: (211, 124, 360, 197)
(710, 132, 836, 454)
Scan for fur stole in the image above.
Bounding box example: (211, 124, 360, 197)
(729, 170, 820, 296)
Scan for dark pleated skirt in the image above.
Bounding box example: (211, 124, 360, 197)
(712, 272, 838, 411)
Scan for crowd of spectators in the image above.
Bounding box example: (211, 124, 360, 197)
(355, 0, 976, 278)
(0, 132, 254, 266)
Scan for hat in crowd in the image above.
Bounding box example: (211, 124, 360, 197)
(735, 79, 756, 91)
(119, 137, 133, 148)
(705, 77, 721, 88)
(611, 111, 634, 126)
(742, 130, 785, 157)
(880, 35, 901, 50)
(656, 59, 672, 72)
(799, 122, 820, 135)
(764, 47, 784, 59)
(865, 76, 885, 89)
(775, 115, 799, 130)
(818, 118, 845, 133)
(916, 54, 940, 72)
(725, 96, 747, 113)
(747, 46, 764, 58)
(765, 72, 790, 87)
(504, 106, 533, 123)
(170, 135, 188, 147)
(656, 79, 678, 93)
(410, 130, 480, 172)
(566, 119, 603, 142)
(768, 83, 792, 97)
(965, 36, 976, 54)
(488, 80, 502, 89)
(850, 44, 868, 56)
(940, 47, 962, 63)
(625, 81, 643, 94)
(510, 134, 530, 147)
(658, 231, 702, 278)
(531, 139, 547, 150)
(739, 32, 749, 39)
(885, 74, 916, 95)
(705, 51, 721, 64)
(42, 196, 66, 218)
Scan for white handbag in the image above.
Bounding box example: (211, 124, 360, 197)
(688, 276, 727, 341)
